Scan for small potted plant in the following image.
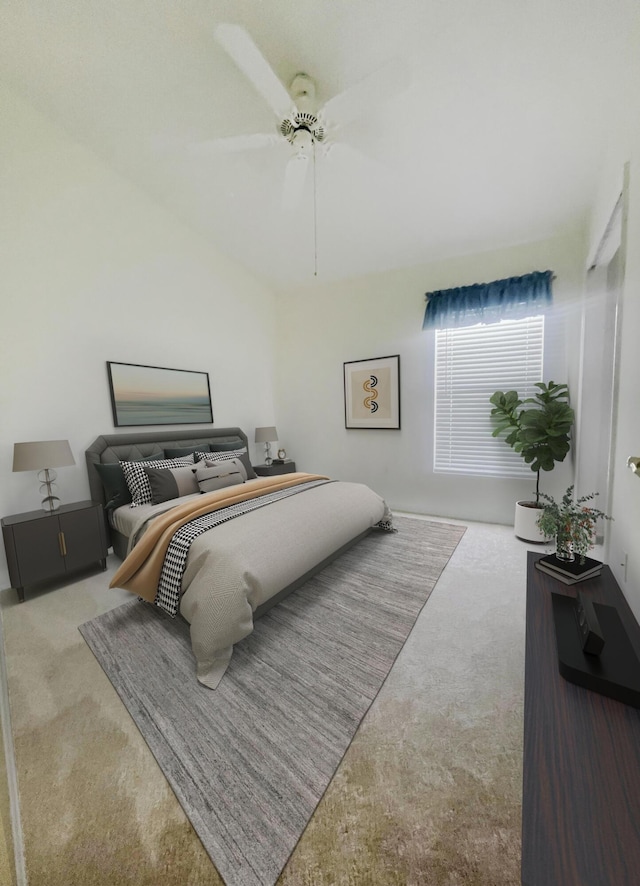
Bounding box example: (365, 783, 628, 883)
(489, 381, 575, 542)
(536, 485, 612, 562)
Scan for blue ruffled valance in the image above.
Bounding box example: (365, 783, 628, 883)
(422, 269, 553, 330)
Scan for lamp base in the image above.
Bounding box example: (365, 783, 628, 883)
(38, 469, 61, 512)
(264, 442, 273, 467)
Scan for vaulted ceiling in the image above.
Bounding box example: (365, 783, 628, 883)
(1, 1, 636, 287)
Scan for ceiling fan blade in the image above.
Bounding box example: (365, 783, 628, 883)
(282, 152, 310, 212)
(189, 132, 280, 155)
(322, 140, 391, 175)
(214, 23, 293, 120)
(321, 59, 411, 130)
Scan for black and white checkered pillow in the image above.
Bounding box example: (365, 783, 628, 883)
(121, 455, 194, 506)
(195, 448, 246, 464)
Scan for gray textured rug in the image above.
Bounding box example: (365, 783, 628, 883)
(79, 516, 465, 886)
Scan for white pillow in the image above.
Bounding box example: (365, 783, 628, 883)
(195, 458, 246, 493)
(195, 447, 257, 480)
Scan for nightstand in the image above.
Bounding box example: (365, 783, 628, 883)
(1, 500, 108, 602)
(254, 462, 297, 476)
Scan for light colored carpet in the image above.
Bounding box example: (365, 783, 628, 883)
(0, 604, 17, 886)
(1, 514, 532, 885)
(79, 517, 465, 886)
(281, 516, 527, 885)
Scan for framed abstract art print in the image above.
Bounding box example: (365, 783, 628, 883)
(343, 355, 400, 429)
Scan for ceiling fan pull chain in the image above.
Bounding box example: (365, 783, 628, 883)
(313, 140, 318, 277)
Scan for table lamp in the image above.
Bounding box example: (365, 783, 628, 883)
(254, 427, 278, 466)
(12, 440, 76, 512)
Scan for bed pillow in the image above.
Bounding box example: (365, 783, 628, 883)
(95, 455, 158, 510)
(208, 441, 244, 452)
(144, 464, 199, 505)
(204, 456, 247, 480)
(163, 446, 203, 459)
(121, 455, 195, 506)
(195, 459, 246, 493)
(195, 447, 257, 480)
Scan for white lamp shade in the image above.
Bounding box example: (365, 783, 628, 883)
(254, 426, 278, 443)
(13, 440, 75, 472)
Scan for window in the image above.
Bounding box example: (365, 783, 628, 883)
(434, 314, 544, 476)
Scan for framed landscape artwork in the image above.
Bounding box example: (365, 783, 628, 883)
(107, 361, 213, 427)
(344, 354, 400, 429)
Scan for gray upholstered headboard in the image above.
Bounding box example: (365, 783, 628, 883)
(85, 427, 249, 508)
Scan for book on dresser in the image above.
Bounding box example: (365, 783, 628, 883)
(534, 553, 603, 585)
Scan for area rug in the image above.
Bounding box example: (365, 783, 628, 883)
(79, 517, 465, 886)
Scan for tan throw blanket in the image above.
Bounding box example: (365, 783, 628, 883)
(109, 473, 328, 601)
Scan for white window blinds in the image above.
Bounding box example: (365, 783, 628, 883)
(434, 314, 545, 476)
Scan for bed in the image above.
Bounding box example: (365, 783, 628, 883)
(85, 428, 391, 688)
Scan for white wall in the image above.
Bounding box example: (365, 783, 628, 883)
(605, 151, 640, 619)
(275, 229, 587, 525)
(580, 18, 640, 620)
(4, 68, 637, 608)
(0, 83, 278, 590)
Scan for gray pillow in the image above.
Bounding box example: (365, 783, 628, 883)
(163, 446, 203, 459)
(208, 441, 243, 452)
(95, 454, 158, 509)
(121, 455, 195, 506)
(144, 464, 199, 505)
(195, 458, 246, 493)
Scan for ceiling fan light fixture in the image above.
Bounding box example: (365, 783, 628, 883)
(291, 128, 314, 156)
(279, 111, 325, 145)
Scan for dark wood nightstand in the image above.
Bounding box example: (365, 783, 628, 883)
(254, 462, 297, 476)
(1, 500, 108, 602)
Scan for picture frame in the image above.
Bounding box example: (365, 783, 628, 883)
(106, 361, 213, 427)
(344, 355, 400, 430)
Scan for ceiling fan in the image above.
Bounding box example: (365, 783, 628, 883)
(191, 23, 410, 211)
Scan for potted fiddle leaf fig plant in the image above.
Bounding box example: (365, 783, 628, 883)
(536, 486, 612, 562)
(489, 381, 575, 541)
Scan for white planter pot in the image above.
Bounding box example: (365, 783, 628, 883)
(514, 500, 547, 543)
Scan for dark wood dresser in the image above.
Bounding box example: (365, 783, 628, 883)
(522, 552, 640, 884)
